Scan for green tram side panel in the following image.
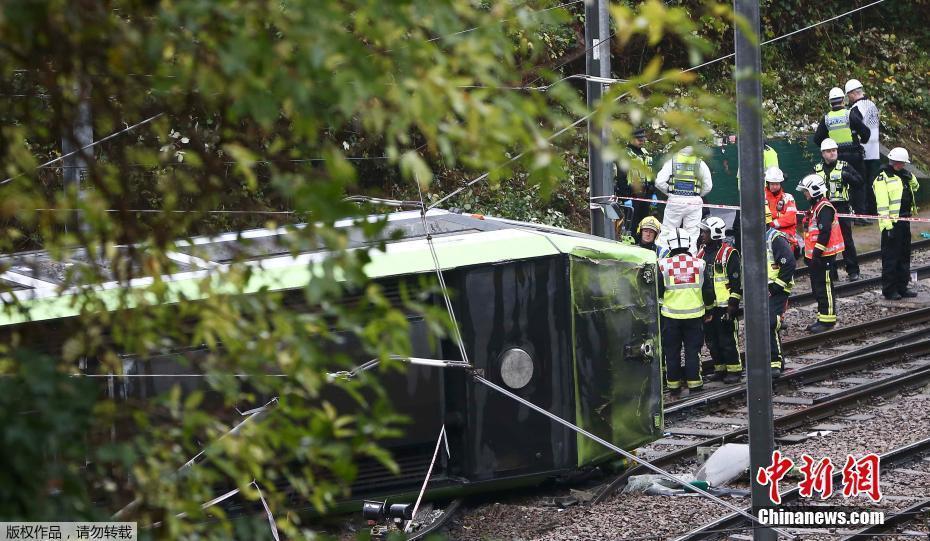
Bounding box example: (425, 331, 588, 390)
(567, 245, 663, 466)
(0, 227, 622, 328)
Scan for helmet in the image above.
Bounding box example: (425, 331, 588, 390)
(765, 203, 773, 225)
(637, 216, 661, 234)
(764, 166, 785, 183)
(828, 87, 845, 102)
(845, 79, 863, 94)
(667, 228, 691, 251)
(797, 174, 827, 199)
(820, 138, 839, 152)
(888, 147, 911, 164)
(700, 217, 726, 240)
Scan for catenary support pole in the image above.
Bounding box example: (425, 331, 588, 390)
(733, 1, 776, 540)
(585, 0, 614, 240)
(61, 81, 93, 232)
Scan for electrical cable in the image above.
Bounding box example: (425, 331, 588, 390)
(429, 0, 888, 210)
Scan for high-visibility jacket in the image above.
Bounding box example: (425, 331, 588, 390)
(735, 146, 778, 186)
(814, 160, 850, 203)
(873, 169, 920, 231)
(696, 243, 741, 308)
(626, 146, 654, 194)
(767, 229, 795, 292)
(824, 109, 853, 145)
(765, 190, 798, 245)
(658, 254, 706, 319)
(670, 153, 703, 196)
(804, 199, 845, 257)
(764, 145, 779, 169)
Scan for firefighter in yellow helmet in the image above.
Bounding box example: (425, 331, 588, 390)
(636, 216, 668, 257)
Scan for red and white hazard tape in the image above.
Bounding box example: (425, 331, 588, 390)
(591, 195, 930, 225)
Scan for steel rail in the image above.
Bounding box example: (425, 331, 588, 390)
(672, 436, 930, 541)
(698, 303, 930, 376)
(792, 238, 930, 278)
(673, 321, 930, 416)
(591, 339, 930, 504)
(839, 499, 930, 540)
(789, 262, 930, 306)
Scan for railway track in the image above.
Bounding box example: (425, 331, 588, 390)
(688, 306, 930, 413)
(790, 262, 930, 305)
(673, 436, 930, 540)
(792, 237, 930, 279)
(593, 329, 930, 504)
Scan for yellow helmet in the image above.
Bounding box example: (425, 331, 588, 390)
(637, 216, 662, 234)
(765, 201, 773, 225)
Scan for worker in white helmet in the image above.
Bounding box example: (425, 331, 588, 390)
(873, 147, 921, 300)
(655, 146, 713, 241)
(846, 78, 881, 216)
(815, 138, 864, 281)
(814, 87, 871, 216)
(798, 174, 845, 333)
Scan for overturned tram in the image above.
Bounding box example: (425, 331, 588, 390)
(0, 209, 663, 506)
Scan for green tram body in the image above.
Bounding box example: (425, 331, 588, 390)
(0, 209, 663, 508)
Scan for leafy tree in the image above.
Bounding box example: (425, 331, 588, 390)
(0, 0, 731, 538)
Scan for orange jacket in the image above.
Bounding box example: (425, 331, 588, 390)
(766, 189, 798, 245)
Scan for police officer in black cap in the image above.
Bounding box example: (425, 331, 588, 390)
(614, 127, 656, 234)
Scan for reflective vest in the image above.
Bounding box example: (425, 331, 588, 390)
(764, 145, 779, 169)
(873, 170, 920, 231)
(671, 154, 702, 196)
(766, 229, 794, 292)
(765, 190, 798, 247)
(804, 199, 845, 257)
(814, 160, 849, 202)
(658, 254, 706, 319)
(696, 243, 739, 308)
(824, 109, 853, 144)
(626, 147, 654, 194)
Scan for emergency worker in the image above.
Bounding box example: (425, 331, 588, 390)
(846, 79, 881, 215)
(636, 216, 668, 257)
(658, 228, 715, 396)
(655, 146, 713, 240)
(615, 127, 657, 232)
(798, 174, 845, 333)
(874, 147, 921, 300)
(815, 138, 864, 281)
(814, 87, 871, 214)
(764, 166, 799, 256)
(766, 205, 796, 377)
(732, 145, 780, 249)
(697, 217, 742, 383)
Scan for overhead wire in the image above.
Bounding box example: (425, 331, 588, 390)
(428, 0, 888, 210)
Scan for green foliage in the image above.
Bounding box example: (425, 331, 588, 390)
(0, 0, 732, 537)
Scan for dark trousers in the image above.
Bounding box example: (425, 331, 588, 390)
(881, 221, 912, 297)
(864, 159, 882, 214)
(834, 201, 859, 275)
(840, 151, 868, 214)
(703, 307, 741, 373)
(662, 316, 704, 389)
(807, 255, 838, 324)
(769, 291, 789, 369)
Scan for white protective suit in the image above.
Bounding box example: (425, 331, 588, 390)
(655, 146, 713, 242)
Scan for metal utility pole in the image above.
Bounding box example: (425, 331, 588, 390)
(734, 1, 776, 540)
(585, 0, 614, 240)
(61, 82, 93, 231)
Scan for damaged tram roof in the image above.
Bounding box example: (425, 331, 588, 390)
(0, 209, 656, 327)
